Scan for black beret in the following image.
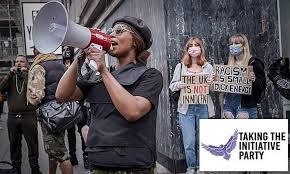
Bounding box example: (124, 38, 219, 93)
(112, 16, 153, 50)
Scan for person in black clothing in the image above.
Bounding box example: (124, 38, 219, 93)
(0, 76, 4, 118)
(222, 34, 266, 119)
(62, 46, 79, 166)
(0, 76, 6, 130)
(268, 57, 290, 100)
(0, 77, 4, 130)
(27, 52, 73, 174)
(0, 55, 42, 174)
(56, 16, 163, 174)
(76, 100, 90, 169)
(63, 46, 90, 168)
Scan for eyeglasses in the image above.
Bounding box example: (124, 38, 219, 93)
(107, 25, 133, 35)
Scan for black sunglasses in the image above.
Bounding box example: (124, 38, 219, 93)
(107, 25, 133, 35)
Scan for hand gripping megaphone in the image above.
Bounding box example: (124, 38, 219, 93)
(32, 0, 111, 71)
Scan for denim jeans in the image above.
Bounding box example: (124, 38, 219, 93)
(224, 93, 257, 119)
(179, 104, 208, 169)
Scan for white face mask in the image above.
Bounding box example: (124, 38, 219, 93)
(188, 46, 201, 57)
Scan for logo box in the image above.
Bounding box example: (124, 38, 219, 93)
(200, 119, 288, 171)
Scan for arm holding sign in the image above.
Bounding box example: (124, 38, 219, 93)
(169, 63, 186, 91)
(249, 58, 266, 102)
(249, 72, 256, 82)
(203, 63, 214, 85)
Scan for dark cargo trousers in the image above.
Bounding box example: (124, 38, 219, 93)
(7, 112, 40, 173)
(67, 126, 77, 158)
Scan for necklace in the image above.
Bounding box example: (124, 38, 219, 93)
(15, 74, 24, 94)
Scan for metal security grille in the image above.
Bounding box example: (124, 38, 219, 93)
(0, 0, 20, 76)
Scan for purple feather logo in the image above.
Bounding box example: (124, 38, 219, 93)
(201, 129, 238, 160)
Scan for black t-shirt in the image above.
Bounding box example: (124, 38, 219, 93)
(77, 67, 162, 109)
(76, 63, 163, 169)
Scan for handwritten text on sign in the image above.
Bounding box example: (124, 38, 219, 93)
(181, 75, 209, 104)
(213, 65, 253, 95)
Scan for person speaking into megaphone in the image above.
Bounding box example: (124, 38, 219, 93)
(56, 16, 163, 173)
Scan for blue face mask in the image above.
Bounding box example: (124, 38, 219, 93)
(229, 45, 242, 56)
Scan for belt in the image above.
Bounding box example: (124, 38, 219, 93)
(8, 111, 36, 118)
(14, 114, 22, 118)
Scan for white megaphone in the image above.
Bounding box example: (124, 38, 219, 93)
(32, 0, 112, 71)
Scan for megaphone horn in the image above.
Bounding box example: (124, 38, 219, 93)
(32, 0, 112, 55)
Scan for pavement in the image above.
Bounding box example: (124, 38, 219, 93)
(0, 101, 289, 174)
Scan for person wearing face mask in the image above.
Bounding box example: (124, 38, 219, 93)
(169, 36, 214, 174)
(63, 46, 74, 68)
(223, 34, 266, 119)
(55, 16, 163, 174)
(27, 48, 73, 174)
(61, 46, 80, 166)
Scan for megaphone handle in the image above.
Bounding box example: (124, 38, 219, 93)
(87, 43, 103, 71)
(89, 60, 98, 71)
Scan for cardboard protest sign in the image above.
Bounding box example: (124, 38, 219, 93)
(180, 75, 209, 104)
(213, 65, 253, 95)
